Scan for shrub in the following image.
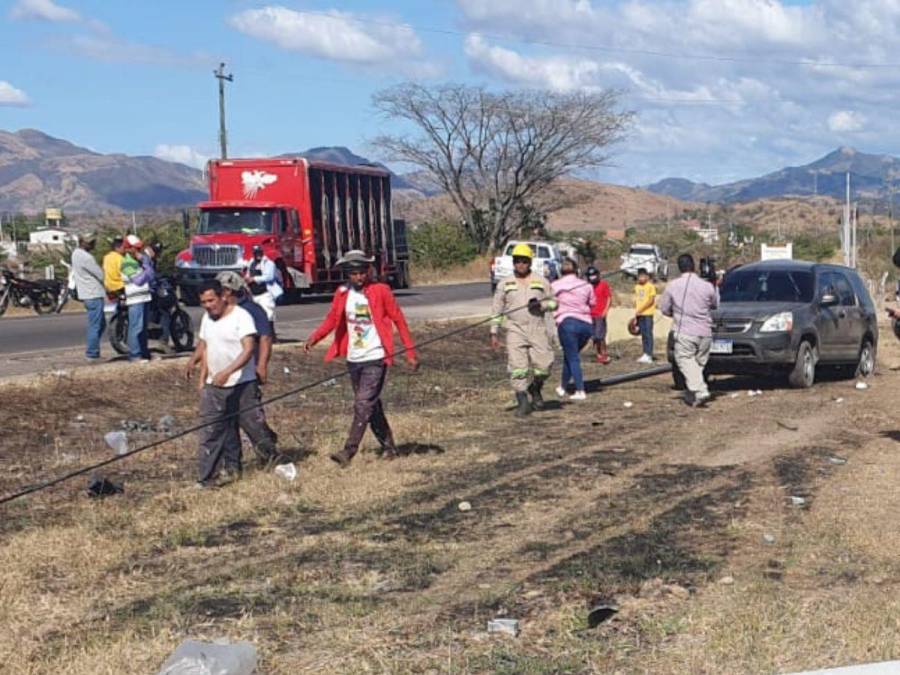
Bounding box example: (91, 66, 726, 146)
(409, 221, 478, 270)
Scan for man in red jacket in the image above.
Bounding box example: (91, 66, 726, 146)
(304, 250, 418, 467)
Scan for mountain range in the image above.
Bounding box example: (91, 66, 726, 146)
(0, 130, 422, 214)
(646, 147, 900, 203)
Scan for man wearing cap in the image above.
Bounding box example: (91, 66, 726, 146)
(210, 271, 281, 467)
(71, 235, 107, 360)
(245, 245, 283, 338)
(121, 234, 154, 362)
(304, 250, 417, 468)
(490, 243, 557, 417)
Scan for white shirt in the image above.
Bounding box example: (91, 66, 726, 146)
(346, 287, 385, 363)
(198, 305, 258, 387)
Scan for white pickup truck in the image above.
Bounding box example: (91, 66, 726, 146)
(619, 243, 669, 280)
(490, 240, 563, 292)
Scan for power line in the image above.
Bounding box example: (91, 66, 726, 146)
(279, 7, 900, 71)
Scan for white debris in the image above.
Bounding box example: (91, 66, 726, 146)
(623, 401, 634, 409)
(834, 397, 845, 404)
(763, 533, 776, 544)
(827, 456, 847, 465)
(458, 501, 472, 512)
(730, 393, 740, 399)
(322, 378, 337, 387)
(283, 367, 291, 374)
(103, 431, 129, 456)
(274, 463, 298, 482)
(789, 496, 806, 506)
(487, 618, 519, 636)
(719, 576, 735, 585)
(855, 381, 869, 390)
(156, 639, 257, 675)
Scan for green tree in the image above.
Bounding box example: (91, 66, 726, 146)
(408, 221, 478, 269)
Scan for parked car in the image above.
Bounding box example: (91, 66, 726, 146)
(490, 241, 563, 292)
(667, 260, 877, 389)
(620, 243, 668, 280)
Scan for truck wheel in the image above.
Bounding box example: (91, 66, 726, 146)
(788, 341, 817, 389)
(854, 338, 875, 379)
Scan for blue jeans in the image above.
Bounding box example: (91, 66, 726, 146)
(558, 318, 593, 392)
(84, 297, 106, 359)
(638, 315, 654, 356)
(127, 302, 150, 360)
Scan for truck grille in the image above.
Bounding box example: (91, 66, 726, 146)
(191, 245, 242, 268)
(715, 318, 753, 334)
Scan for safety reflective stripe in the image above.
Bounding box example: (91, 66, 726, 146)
(532, 368, 550, 377)
(490, 315, 504, 326)
(544, 299, 558, 311)
(504, 282, 518, 292)
(529, 282, 544, 290)
(510, 368, 530, 379)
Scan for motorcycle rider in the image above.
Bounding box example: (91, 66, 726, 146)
(490, 243, 558, 417)
(121, 235, 153, 362)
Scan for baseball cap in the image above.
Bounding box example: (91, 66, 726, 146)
(216, 271, 247, 292)
(125, 234, 143, 249)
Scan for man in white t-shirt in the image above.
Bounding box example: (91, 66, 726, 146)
(194, 279, 258, 487)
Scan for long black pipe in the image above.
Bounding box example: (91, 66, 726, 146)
(597, 363, 672, 387)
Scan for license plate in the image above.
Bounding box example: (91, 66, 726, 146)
(711, 339, 733, 354)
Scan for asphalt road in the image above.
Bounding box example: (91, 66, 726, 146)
(0, 282, 489, 358)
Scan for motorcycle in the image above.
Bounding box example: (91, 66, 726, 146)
(0, 269, 65, 317)
(109, 275, 194, 355)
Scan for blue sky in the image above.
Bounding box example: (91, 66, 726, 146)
(3, 0, 899, 186)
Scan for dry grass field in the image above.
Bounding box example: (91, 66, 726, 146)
(2, 323, 900, 673)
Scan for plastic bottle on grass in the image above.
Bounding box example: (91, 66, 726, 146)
(156, 639, 257, 675)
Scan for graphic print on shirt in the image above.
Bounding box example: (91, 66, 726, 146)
(346, 288, 385, 362)
(350, 299, 373, 350)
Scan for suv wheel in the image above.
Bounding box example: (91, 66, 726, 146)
(855, 339, 875, 379)
(788, 341, 817, 389)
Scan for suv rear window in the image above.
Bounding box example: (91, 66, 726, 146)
(630, 247, 655, 256)
(721, 269, 814, 303)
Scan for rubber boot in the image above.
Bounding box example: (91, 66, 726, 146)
(514, 392, 532, 418)
(528, 377, 546, 410)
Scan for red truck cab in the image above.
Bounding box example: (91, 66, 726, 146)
(176, 157, 408, 303)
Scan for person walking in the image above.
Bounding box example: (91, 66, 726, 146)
(551, 258, 596, 401)
(194, 279, 258, 487)
(71, 235, 106, 361)
(215, 271, 281, 467)
(121, 235, 153, 362)
(634, 267, 657, 363)
(586, 265, 612, 364)
(490, 243, 558, 417)
(659, 254, 719, 407)
(304, 250, 417, 468)
(246, 245, 283, 338)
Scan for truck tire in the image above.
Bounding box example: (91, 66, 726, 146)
(788, 340, 817, 389)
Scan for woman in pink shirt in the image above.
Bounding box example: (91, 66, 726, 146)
(551, 258, 596, 400)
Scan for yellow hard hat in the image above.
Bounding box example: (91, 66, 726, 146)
(511, 243, 534, 259)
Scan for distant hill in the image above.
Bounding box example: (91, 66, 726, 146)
(0, 129, 207, 213)
(646, 147, 900, 203)
(394, 177, 696, 232)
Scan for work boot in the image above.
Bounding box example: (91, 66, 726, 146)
(330, 448, 355, 468)
(514, 392, 532, 418)
(381, 445, 400, 461)
(528, 378, 546, 410)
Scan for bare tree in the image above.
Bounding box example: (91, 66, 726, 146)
(372, 83, 632, 252)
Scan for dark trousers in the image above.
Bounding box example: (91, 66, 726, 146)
(343, 359, 395, 457)
(638, 315, 654, 356)
(236, 379, 278, 462)
(558, 318, 593, 391)
(197, 382, 246, 482)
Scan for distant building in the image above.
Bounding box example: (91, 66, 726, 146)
(29, 228, 74, 248)
(45, 208, 63, 229)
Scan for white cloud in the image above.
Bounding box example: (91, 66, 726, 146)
(9, 0, 80, 22)
(228, 6, 424, 67)
(66, 35, 206, 67)
(0, 81, 30, 106)
(455, 0, 900, 184)
(828, 110, 865, 132)
(153, 145, 210, 169)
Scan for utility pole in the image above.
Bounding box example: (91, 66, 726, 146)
(842, 172, 851, 266)
(214, 62, 233, 159)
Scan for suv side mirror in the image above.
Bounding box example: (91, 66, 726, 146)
(820, 293, 838, 306)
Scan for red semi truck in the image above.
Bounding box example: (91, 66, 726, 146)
(175, 157, 409, 303)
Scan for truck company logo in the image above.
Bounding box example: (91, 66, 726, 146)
(241, 170, 278, 199)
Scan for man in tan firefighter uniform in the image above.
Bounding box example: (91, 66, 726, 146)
(491, 243, 558, 417)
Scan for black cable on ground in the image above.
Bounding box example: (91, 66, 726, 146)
(0, 268, 657, 507)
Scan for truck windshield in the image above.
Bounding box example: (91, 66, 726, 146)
(721, 269, 814, 303)
(630, 247, 655, 256)
(200, 209, 273, 234)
